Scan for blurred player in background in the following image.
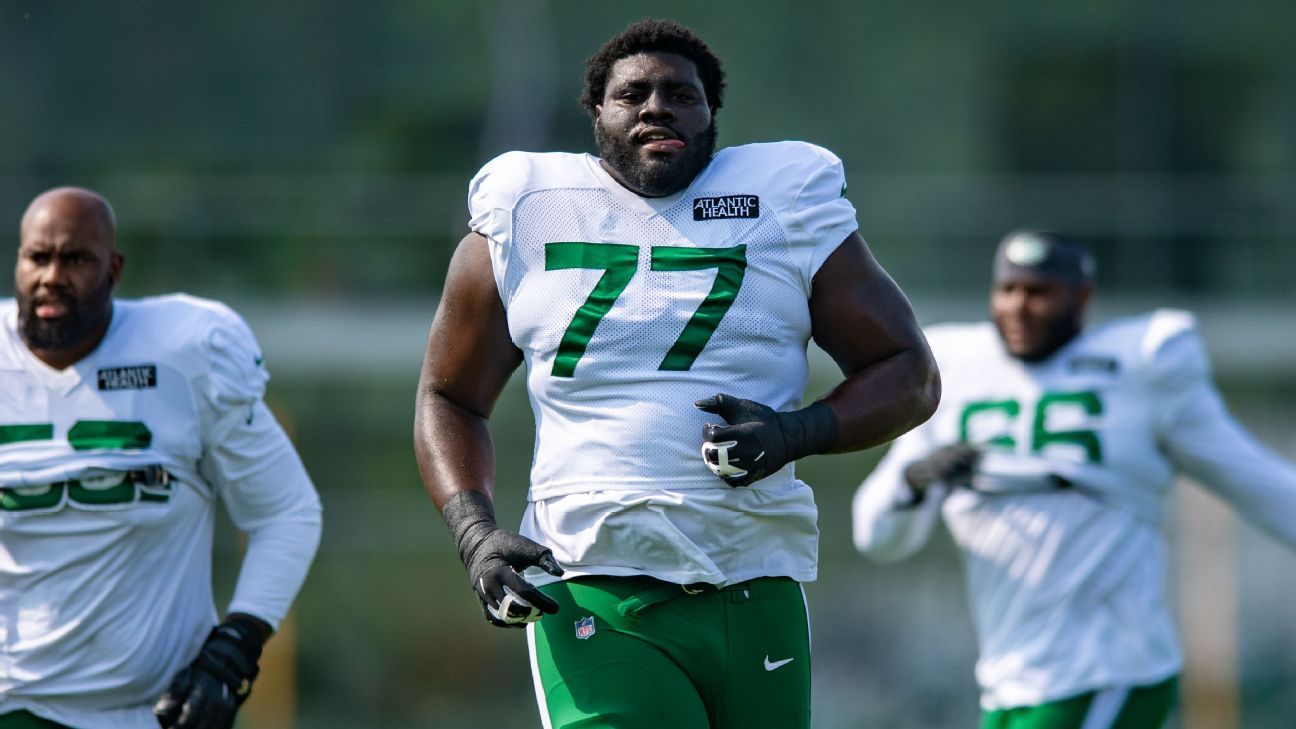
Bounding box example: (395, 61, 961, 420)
(414, 18, 939, 729)
(853, 230, 1296, 729)
(0, 188, 322, 729)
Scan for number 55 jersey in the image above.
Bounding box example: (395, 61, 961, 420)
(468, 142, 857, 586)
(0, 295, 321, 729)
(852, 309, 1296, 710)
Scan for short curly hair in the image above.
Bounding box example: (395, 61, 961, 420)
(580, 18, 726, 118)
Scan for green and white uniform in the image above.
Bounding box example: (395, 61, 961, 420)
(0, 295, 322, 729)
(469, 142, 857, 727)
(853, 310, 1296, 722)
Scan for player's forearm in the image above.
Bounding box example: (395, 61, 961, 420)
(1167, 385, 1296, 548)
(228, 510, 321, 629)
(820, 346, 941, 453)
(850, 435, 945, 560)
(852, 480, 944, 562)
(414, 385, 500, 511)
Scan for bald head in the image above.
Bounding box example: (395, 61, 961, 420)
(15, 187, 124, 369)
(21, 187, 118, 252)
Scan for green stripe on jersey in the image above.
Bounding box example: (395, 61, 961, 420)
(67, 420, 152, 450)
(0, 710, 73, 729)
(0, 423, 54, 445)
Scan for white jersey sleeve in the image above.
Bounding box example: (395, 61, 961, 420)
(781, 143, 858, 280)
(851, 421, 948, 562)
(194, 307, 322, 629)
(1153, 319, 1296, 548)
(468, 150, 530, 299)
(852, 324, 973, 561)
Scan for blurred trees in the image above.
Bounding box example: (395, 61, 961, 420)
(3, 0, 1295, 300)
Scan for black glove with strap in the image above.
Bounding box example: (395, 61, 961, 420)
(695, 394, 839, 488)
(442, 490, 564, 628)
(901, 443, 981, 504)
(154, 614, 269, 729)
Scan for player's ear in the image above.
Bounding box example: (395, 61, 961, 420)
(1073, 283, 1093, 315)
(109, 252, 125, 290)
(593, 104, 603, 122)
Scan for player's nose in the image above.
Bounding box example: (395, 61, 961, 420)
(37, 259, 68, 288)
(639, 90, 675, 121)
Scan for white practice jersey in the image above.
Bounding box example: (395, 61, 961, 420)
(469, 142, 857, 586)
(852, 309, 1296, 709)
(0, 295, 322, 728)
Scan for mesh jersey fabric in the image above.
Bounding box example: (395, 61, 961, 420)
(468, 142, 858, 586)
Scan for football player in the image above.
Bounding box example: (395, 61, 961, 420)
(0, 188, 322, 729)
(852, 230, 1296, 729)
(413, 18, 940, 729)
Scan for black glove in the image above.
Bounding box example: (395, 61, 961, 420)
(442, 491, 564, 628)
(154, 615, 268, 729)
(695, 394, 839, 488)
(903, 443, 981, 500)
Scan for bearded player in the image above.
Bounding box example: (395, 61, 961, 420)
(0, 188, 322, 729)
(853, 230, 1296, 729)
(414, 18, 939, 729)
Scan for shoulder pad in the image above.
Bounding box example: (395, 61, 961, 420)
(470, 152, 590, 214)
(711, 142, 846, 212)
(469, 152, 593, 241)
(922, 321, 999, 366)
(1141, 308, 1210, 388)
(129, 295, 268, 405)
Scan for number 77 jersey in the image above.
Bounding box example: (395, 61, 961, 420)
(469, 142, 858, 499)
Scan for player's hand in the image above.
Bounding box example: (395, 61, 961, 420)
(696, 394, 838, 488)
(441, 491, 564, 629)
(903, 443, 981, 494)
(154, 616, 268, 729)
(468, 529, 565, 628)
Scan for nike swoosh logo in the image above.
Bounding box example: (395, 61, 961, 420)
(764, 656, 794, 671)
(254, 355, 265, 367)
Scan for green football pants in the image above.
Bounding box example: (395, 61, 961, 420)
(0, 711, 70, 729)
(528, 575, 812, 729)
(980, 676, 1178, 729)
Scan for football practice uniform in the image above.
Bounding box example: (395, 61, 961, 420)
(0, 295, 321, 729)
(853, 309, 1296, 717)
(469, 141, 857, 728)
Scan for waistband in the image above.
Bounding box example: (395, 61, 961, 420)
(596, 575, 792, 617)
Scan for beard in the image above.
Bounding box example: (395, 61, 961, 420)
(595, 120, 717, 197)
(18, 277, 114, 353)
(1000, 306, 1083, 363)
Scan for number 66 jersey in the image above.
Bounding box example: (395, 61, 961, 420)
(0, 295, 320, 729)
(852, 309, 1296, 710)
(469, 142, 857, 586)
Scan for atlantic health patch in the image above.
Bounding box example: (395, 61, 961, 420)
(1068, 356, 1120, 375)
(693, 195, 759, 220)
(97, 365, 158, 391)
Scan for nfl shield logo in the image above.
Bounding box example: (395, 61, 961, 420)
(575, 616, 596, 640)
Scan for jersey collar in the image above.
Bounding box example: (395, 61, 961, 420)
(3, 305, 120, 396)
(584, 153, 717, 218)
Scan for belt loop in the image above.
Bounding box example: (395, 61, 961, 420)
(615, 581, 714, 617)
(615, 583, 681, 617)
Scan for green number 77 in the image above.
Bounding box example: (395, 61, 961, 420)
(544, 242, 748, 377)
